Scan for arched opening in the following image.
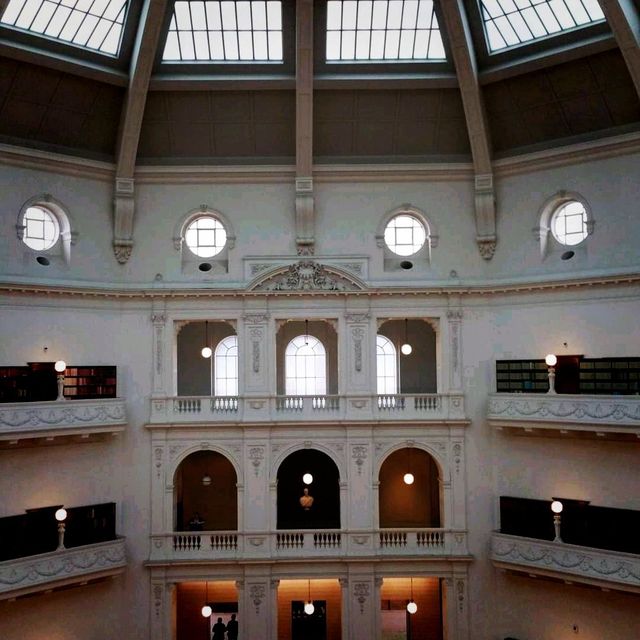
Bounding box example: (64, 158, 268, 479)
(378, 319, 437, 393)
(174, 451, 238, 531)
(276, 449, 340, 530)
(214, 335, 238, 396)
(376, 334, 398, 394)
(379, 448, 441, 528)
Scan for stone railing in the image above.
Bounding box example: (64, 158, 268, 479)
(490, 532, 640, 594)
(148, 529, 470, 563)
(149, 393, 466, 424)
(488, 393, 640, 437)
(0, 537, 127, 600)
(0, 398, 127, 444)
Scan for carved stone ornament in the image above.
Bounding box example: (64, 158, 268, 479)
(153, 584, 163, 618)
(352, 327, 365, 372)
(154, 447, 163, 479)
(252, 341, 260, 373)
(456, 579, 465, 613)
(113, 242, 133, 264)
(249, 584, 266, 614)
(353, 582, 370, 614)
(249, 261, 364, 292)
(477, 237, 497, 260)
(352, 445, 368, 475)
(249, 446, 264, 476)
(452, 443, 462, 475)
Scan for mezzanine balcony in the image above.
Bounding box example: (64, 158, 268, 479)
(149, 393, 466, 425)
(487, 392, 640, 439)
(147, 528, 470, 564)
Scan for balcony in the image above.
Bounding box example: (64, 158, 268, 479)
(147, 529, 470, 564)
(149, 393, 466, 425)
(487, 393, 640, 439)
(490, 533, 640, 595)
(0, 537, 126, 600)
(0, 398, 127, 445)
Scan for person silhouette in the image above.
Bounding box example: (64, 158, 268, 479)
(211, 617, 226, 640)
(226, 613, 238, 640)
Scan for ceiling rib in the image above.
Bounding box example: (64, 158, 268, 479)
(113, 0, 169, 264)
(598, 0, 640, 99)
(295, 0, 314, 255)
(440, 0, 496, 260)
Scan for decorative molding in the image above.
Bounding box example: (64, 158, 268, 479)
(345, 313, 369, 324)
(249, 584, 266, 614)
(452, 443, 462, 475)
(476, 237, 497, 260)
(351, 445, 368, 475)
(154, 446, 163, 479)
(491, 533, 640, 593)
(244, 314, 269, 325)
(113, 241, 133, 264)
(153, 583, 163, 618)
(352, 327, 365, 372)
(456, 578, 465, 613)
(248, 446, 265, 476)
(249, 261, 365, 292)
(353, 582, 370, 614)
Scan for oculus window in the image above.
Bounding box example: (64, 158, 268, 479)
(285, 335, 327, 396)
(1, 0, 129, 55)
(325, 0, 446, 61)
(162, 0, 283, 62)
(22, 206, 59, 251)
(551, 200, 588, 246)
(214, 335, 238, 396)
(479, 0, 605, 53)
(184, 215, 227, 257)
(384, 213, 427, 256)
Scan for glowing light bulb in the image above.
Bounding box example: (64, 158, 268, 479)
(54, 360, 66, 373)
(545, 354, 557, 367)
(201, 605, 212, 618)
(407, 600, 418, 614)
(55, 508, 67, 522)
(202, 475, 212, 486)
(304, 602, 315, 615)
(303, 473, 313, 485)
(551, 500, 563, 514)
(403, 473, 415, 485)
(201, 346, 212, 359)
(401, 343, 412, 355)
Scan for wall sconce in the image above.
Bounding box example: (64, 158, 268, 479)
(201, 321, 212, 359)
(201, 581, 212, 617)
(54, 360, 66, 401)
(302, 473, 313, 485)
(55, 507, 67, 550)
(401, 318, 412, 355)
(406, 577, 417, 614)
(545, 353, 557, 394)
(551, 500, 563, 542)
(304, 580, 314, 615)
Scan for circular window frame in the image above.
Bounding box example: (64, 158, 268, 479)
(383, 213, 427, 257)
(21, 205, 60, 251)
(537, 192, 594, 258)
(550, 200, 590, 247)
(184, 215, 227, 258)
(376, 205, 438, 263)
(174, 206, 236, 257)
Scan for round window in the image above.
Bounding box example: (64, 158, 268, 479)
(184, 216, 227, 257)
(384, 214, 427, 256)
(551, 201, 588, 246)
(22, 206, 59, 251)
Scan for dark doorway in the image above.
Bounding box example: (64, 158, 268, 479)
(292, 600, 327, 640)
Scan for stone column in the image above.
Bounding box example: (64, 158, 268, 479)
(348, 574, 377, 640)
(151, 307, 167, 397)
(443, 572, 470, 640)
(235, 580, 245, 640)
(344, 312, 374, 420)
(446, 310, 463, 393)
(339, 577, 350, 640)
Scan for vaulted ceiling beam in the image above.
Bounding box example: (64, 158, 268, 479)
(113, 0, 168, 263)
(440, 0, 496, 260)
(295, 0, 314, 256)
(598, 0, 640, 99)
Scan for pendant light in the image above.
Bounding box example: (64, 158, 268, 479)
(305, 319, 309, 346)
(201, 581, 212, 618)
(401, 318, 412, 355)
(403, 447, 414, 485)
(302, 473, 313, 485)
(201, 320, 212, 358)
(406, 578, 417, 614)
(304, 580, 315, 615)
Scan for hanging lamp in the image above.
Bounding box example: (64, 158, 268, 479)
(304, 580, 315, 615)
(401, 318, 412, 355)
(305, 319, 309, 346)
(406, 577, 417, 614)
(404, 446, 414, 485)
(201, 320, 212, 358)
(201, 580, 212, 617)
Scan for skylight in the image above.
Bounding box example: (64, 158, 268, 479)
(325, 0, 446, 62)
(0, 0, 128, 56)
(479, 0, 606, 53)
(162, 0, 283, 62)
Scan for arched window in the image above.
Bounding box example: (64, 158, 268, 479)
(214, 335, 238, 396)
(285, 335, 327, 396)
(376, 334, 398, 394)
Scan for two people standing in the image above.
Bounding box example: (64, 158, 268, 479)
(212, 613, 238, 640)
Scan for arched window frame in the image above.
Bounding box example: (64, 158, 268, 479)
(214, 335, 238, 397)
(376, 204, 438, 266)
(285, 335, 327, 396)
(376, 334, 398, 395)
(16, 194, 77, 264)
(536, 191, 594, 259)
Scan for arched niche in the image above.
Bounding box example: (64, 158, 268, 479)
(378, 448, 441, 528)
(276, 449, 340, 530)
(173, 450, 238, 531)
(378, 319, 437, 393)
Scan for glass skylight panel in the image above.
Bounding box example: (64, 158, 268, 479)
(1, 0, 128, 55)
(479, 0, 606, 53)
(326, 0, 446, 62)
(162, 1, 283, 62)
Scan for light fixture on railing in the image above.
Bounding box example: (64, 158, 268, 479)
(406, 577, 417, 614)
(54, 360, 66, 401)
(55, 507, 67, 550)
(303, 473, 313, 485)
(401, 318, 412, 355)
(551, 499, 563, 542)
(305, 319, 309, 346)
(201, 580, 212, 618)
(404, 447, 414, 485)
(304, 580, 315, 615)
(545, 353, 557, 394)
(202, 474, 212, 486)
(201, 321, 212, 359)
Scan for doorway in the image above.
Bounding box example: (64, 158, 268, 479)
(292, 600, 327, 640)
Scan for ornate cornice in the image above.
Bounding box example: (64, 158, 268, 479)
(248, 261, 366, 292)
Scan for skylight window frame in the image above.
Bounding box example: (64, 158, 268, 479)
(156, 0, 296, 75)
(314, 0, 454, 76)
(0, 0, 142, 68)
